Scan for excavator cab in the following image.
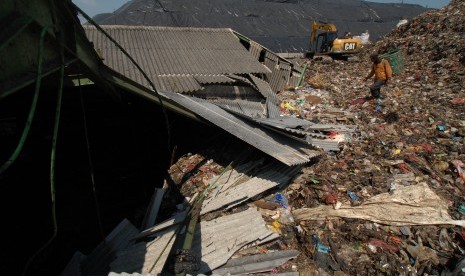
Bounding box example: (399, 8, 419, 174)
(315, 32, 338, 53)
(307, 20, 361, 58)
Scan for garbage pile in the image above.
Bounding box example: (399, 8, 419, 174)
(273, 0, 465, 274)
(75, 1, 465, 275)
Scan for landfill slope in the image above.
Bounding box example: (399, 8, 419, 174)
(275, 0, 465, 274)
(91, 0, 430, 53)
(166, 0, 465, 274)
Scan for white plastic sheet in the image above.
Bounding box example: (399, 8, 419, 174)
(293, 182, 465, 227)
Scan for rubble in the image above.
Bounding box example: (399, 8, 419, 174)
(272, 1, 465, 274)
(63, 1, 465, 275)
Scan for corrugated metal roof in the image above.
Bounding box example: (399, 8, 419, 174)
(193, 208, 279, 273)
(211, 98, 267, 119)
(154, 75, 202, 93)
(249, 40, 263, 60)
(60, 251, 86, 276)
(255, 116, 314, 129)
(109, 227, 178, 275)
(307, 138, 341, 151)
(249, 75, 281, 118)
(264, 51, 293, 93)
(84, 25, 270, 93)
(212, 250, 300, 275)
(284, 127, 328, 139)
(81, 219, 139, 275)
(201, 162, 301, 214)
(162, 92, 318, 166)
(194, 74, 235, 84)
(197, 85, 262, 100)
(229, 74, 257, 89)
(304, 123, 357, 132)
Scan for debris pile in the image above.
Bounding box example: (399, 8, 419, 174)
(274, 1, 465, 274)
(62, 1, 465, 275)
(161, 0, 465, 274)
(158, 2, 465, 271)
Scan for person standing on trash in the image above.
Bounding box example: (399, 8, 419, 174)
(363, 53, 393, 100)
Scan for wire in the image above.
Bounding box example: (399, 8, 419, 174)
(22, 25, 62, 276)
(78, 68, 105, 240)
(72, 3, 173, 164)
(0, 27, 48, 175)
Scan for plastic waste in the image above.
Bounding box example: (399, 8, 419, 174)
(347, 190, 358, 201)
(457, 204, 465, 215)
(278, 207, 294, 225)
(317, 243, 329, 254)
(360, 30, 370, 44)
(312, 235, 330, 254)
(274, 193, 288, 208)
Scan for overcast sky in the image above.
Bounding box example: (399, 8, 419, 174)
(74, 0, 451, 19)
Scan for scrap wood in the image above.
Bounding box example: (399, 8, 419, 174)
(292, 183, 465, 227)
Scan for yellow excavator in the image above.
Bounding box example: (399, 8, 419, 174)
(306, 20, 362, 58)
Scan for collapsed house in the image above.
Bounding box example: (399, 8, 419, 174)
(0, 1, 356, 275)
(82, 24, 356, 166)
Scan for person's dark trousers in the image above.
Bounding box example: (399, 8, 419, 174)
(370, 79, 386, 99)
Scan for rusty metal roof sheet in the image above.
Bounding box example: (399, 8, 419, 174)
(83, 25, 270, 93)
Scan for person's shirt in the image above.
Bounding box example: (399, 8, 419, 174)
(371, 59, 393, 81)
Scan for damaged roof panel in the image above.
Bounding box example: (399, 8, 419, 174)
(193, 208, 279, 273)
(250, 75, 281, 118)
(201, 162, 301, 214)
(211, 98, 266, 119)
(84, 25, 271, 93)
(162, 91, 320, 166)
(154, 75, 202, 93)
(193, 74, 235, 84)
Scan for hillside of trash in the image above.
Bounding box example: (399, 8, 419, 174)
(161, 1, 465, 275)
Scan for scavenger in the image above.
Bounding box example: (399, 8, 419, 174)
(363, 53, 393, 100)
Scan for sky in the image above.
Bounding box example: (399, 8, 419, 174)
(73, 0, 451, 19)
